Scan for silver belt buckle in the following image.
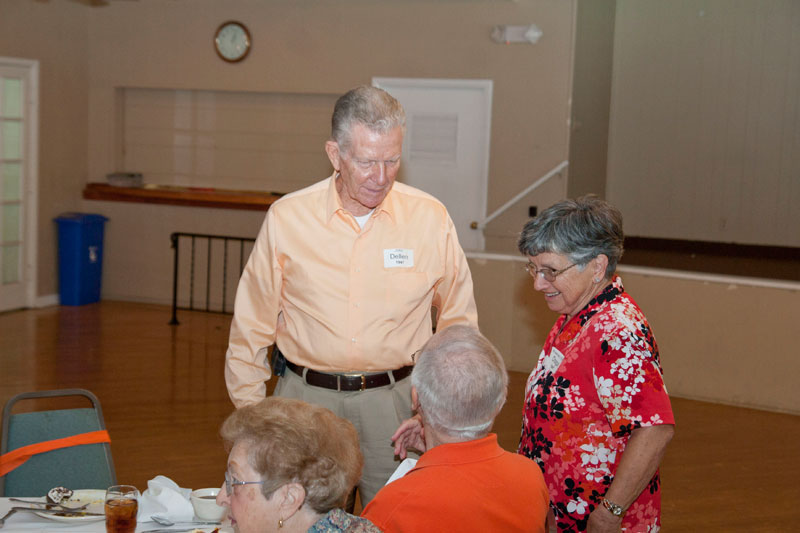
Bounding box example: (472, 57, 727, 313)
(342, 372, 367, 391)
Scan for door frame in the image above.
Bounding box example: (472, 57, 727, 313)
(0, 57, 39, 311)
(372, 77, 493, 251)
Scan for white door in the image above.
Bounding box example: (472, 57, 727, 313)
(373, 78, 492, 251)
(0, 59, 38, 312)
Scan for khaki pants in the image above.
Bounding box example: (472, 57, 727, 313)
(273, 368, 414, 506)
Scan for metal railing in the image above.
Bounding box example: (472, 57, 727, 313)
(169, 232, 255, 325)
(473, 160, 568, 231)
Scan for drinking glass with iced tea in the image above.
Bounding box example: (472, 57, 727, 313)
(105, 485, 139, 533)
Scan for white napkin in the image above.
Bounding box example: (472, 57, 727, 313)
(137, 475, 195, 522)
(385, 458, 418, 485)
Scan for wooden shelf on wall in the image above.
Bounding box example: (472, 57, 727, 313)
(83, 183, 283, 211)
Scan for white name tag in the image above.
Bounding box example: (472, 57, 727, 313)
(542, 346, 565, 374)
(384, 248, 414, 268)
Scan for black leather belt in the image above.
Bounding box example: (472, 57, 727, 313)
(285, 359, 413, 392)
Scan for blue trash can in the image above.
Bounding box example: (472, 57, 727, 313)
(54, 213, 109, 306)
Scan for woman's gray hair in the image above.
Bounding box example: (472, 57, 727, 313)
(411, 325, 508, 441)
(517, 195, 624, 279)
(220, 397, 362, 514)
(330, 85, 406, 153)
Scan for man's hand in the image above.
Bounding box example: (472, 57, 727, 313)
(391, 414, 426, 458)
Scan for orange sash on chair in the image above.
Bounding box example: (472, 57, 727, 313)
(0, 430, 111, 476)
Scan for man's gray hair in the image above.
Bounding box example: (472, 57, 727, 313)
(517, 194, 624, 279)
(330, 85, 406, 153)
(411, 325, 508, 441)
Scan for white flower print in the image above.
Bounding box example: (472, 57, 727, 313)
(562, 391, 586, 412)
(607, 336, 623, 350)
(580, 442, 616, 465)
(595, 375, 614, 397)
(579, 442, 617, 482)
(518, 277, 671, 532)
(567, 497, 589, 515)
(625, 382, 641, 397)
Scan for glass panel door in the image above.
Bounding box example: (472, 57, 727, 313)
(0, 63, 31, 311)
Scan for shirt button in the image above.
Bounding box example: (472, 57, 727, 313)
(355, 267, 360, 272)
(351, 338, 356, 343)
(354, 303, 359, 308)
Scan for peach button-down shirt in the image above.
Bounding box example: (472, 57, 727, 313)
(225, 174, 478, 407)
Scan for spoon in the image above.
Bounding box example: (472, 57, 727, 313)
(151, 516, 221, 527)
(8, 498, 90, 512)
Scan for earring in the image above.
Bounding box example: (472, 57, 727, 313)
(594, 278, 601, 283)
(278, 518, 284, 529)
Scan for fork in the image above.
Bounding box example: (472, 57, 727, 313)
(7, 498, 90, 512)
(0, 508, 18, 528)
(10, 507, 104, 517)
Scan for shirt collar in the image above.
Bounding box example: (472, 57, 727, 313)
(556, 275, 624, 342)
(324, 172, 397, 226)
(587, 274, 623, 310)
(324, 172, 342, 224)
(413, 434, 502, 470)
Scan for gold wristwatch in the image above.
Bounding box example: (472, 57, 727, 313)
(601, 497, 625, 517)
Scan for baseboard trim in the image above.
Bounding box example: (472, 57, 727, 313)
(35, 293, 59, 308)
(670, 393, 799, 417)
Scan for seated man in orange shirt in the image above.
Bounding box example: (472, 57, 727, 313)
(362, 325, 549, 532)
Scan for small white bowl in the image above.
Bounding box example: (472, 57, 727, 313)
(190, 488, 227, 521)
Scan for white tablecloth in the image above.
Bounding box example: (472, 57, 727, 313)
(0, 499, 227, 533)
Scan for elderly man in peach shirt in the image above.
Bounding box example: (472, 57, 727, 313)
(224, 85, 478, 506)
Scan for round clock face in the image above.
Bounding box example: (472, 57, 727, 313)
(215, 21, 251, 62)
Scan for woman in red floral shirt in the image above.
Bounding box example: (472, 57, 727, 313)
(517, 196, 674, 533)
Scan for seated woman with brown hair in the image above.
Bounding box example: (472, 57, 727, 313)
(215, 397, 381, 533)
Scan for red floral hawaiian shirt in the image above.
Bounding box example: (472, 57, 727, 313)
(518, 276, 674, 532)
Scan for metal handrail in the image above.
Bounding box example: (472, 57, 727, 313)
(169, 232, 255, 325)
(473, 160, 568, 230)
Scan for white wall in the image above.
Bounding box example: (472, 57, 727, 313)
(470, 256, 800, 415)
(0, 1, 90, 296)
(607, 0, 800, 247)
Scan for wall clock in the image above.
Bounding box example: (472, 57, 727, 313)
(214, 21, 251, 63)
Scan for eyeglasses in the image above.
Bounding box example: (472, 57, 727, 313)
(524, 262, 577, 282)
(348, 156, 401, 172)
(224, 470, 265, 496)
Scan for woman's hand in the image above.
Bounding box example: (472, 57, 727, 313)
(586, 507, 622, 533)
(587, 424, 674, 532)
(391, 414, 426, 458)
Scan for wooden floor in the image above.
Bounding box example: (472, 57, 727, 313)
(1, 302, 798, 531)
